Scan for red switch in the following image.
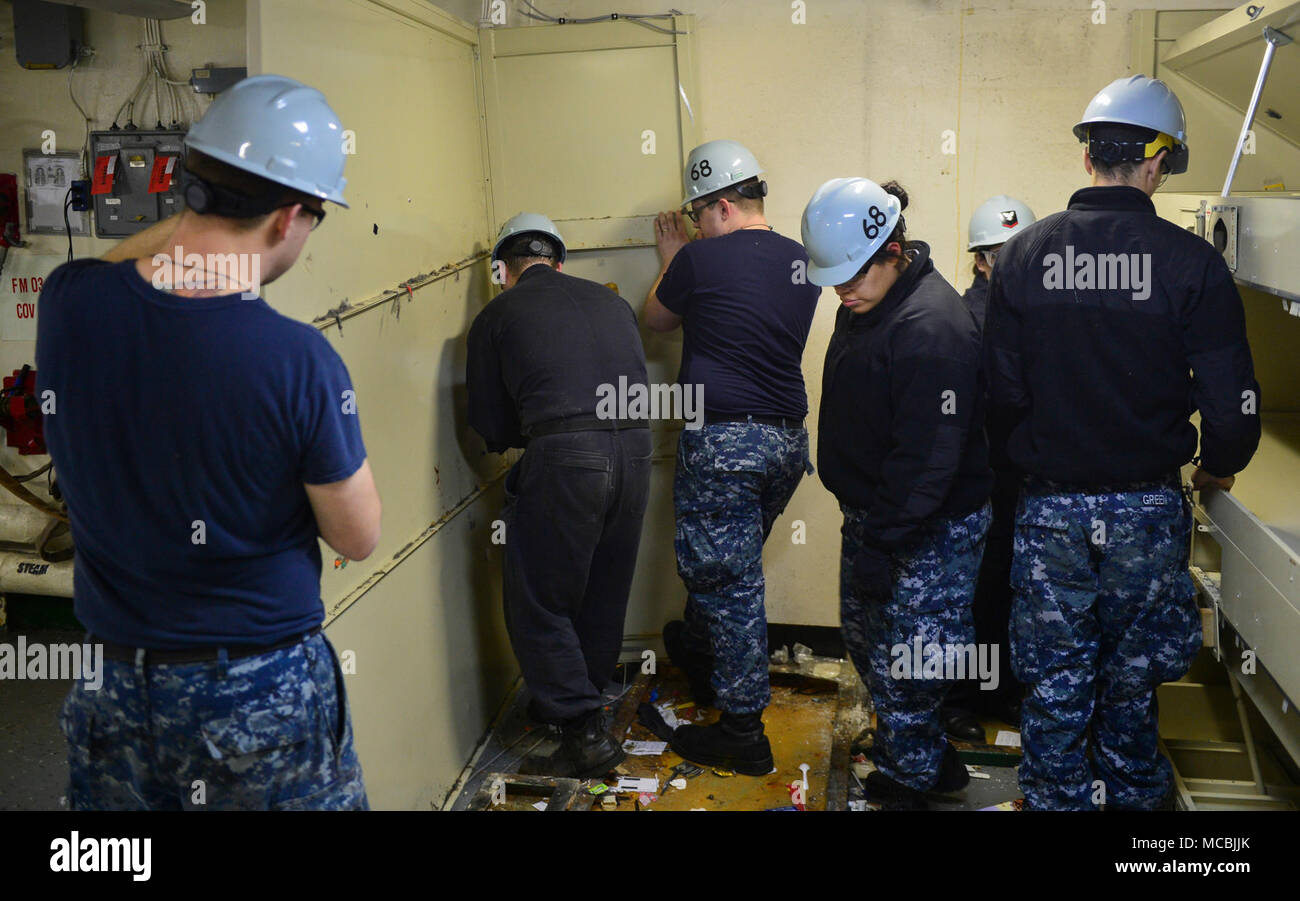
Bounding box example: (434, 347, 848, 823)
(148, 155, 178, 194)
(91, 154, 117, 196)
(0, 367, 45, 456)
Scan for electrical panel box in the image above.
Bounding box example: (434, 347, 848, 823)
(89, 129, 186, 238)
(12, 0, 82, 70)
(190, 65, 248, 94)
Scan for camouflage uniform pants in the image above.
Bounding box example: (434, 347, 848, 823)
(59, 631, 368, 810)
(841, 503, 991, 791)
(1012, 478, 1201, 810)
(674, 422, 810, 714)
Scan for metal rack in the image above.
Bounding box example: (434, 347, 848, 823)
(1150, 3, 1300, 808)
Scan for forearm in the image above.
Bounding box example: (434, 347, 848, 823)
(100, 213, 185, 263)
(644, 270, 681, 332)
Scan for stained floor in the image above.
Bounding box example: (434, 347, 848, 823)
(448, 657, 1025, 812)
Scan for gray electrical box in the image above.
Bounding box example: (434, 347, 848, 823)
(89, 130, 186, 238)
(12, 0, 83, 70)
(190, 66, 248, 95)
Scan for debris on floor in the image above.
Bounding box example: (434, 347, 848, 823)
(453, 653, 1027, 811)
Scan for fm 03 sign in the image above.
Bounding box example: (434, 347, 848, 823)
(1, 254, 65, 342)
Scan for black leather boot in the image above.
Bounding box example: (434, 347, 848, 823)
(670, 710, 773, 776)
(663, 619, 716, 707)
(863, 771, 930, 811)
(558, 707, 625, 779)
(927, 742, 970, 799)
(940, 705, 986, 743)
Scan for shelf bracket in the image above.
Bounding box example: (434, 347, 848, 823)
(1222, 26, 1294, 197)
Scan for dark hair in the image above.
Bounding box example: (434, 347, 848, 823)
(184, 149, 319, 230)
(1086, 123, 1160, 181)
(502, 232, 560, 277)
(865, 180, 909, 267)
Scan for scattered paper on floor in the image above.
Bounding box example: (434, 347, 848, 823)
(623, 740, 668, 756)
(994, 730, 1022, 748)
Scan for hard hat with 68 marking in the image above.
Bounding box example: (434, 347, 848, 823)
(800, 178, 902, 287)
(681, 140, 767, 208)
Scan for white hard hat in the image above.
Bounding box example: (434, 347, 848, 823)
(184, 74, 349, 207)
(681, 140, 766, 208)
(492, 212, 567, 264)
(1073, 74, 1189, 174)
(968, 195, 1036, 250)
(800, 178, 902, 287)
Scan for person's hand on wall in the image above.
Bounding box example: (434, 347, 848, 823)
(653, 211, 691, 267)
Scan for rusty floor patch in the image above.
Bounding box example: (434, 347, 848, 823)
(461, 656, 871, 812)
(453, 654, 1022, 812)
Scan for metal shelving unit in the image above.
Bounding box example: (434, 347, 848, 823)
(1149, 2, 1300, 808)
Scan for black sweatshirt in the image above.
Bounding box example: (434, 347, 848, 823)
(963, 269, 990, 331)
(818, 242, 993, 550)
(984, 186, 1261, 483)
(466, 264, 648, 453)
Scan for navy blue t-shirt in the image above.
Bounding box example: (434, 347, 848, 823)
(37, 259, 367, 649)
(656, 229, 819, 419)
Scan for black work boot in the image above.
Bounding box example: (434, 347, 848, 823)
(662, 620, 716, 707)
(558, 707, 625, 779)
(940, 705, 985, 743)
(863, 771, 930, 811)
(926, 742, 970, 800)
(670, 710, 773, 776)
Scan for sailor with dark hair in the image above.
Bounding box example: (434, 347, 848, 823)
(984, 75, 1261, 809)
(803, 177, 994, 809)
